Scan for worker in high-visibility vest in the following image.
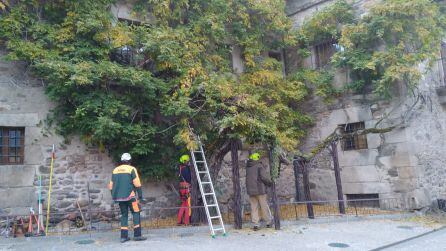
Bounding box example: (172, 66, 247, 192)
(108, 153, 147, 243)
(177, 154, 192, 225)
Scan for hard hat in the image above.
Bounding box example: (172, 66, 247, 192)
(121, 153, 132, 162)
(249, 152, 260, 161)
(180, 154, 190, 163)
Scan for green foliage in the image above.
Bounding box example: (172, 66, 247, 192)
(298, 0, 354, 45)
(1, 0, 444, 180)
(296, 0, 446, 98)
(336, 0, 446, 97)
(0, 0, 309, 178)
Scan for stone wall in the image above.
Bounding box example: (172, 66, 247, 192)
(0, 50, 178, 217)
(285, 0, 446, 208)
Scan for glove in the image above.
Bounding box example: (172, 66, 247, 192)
(139, 197, 147, 203)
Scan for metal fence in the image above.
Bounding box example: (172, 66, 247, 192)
(222, 197, 406, 224)
(0, 197, 408, 237)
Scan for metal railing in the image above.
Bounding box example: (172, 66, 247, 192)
(0, 197, 408, 237)
(222, 197, 406, 224)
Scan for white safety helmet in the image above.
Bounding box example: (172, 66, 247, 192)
(121, 153, 132, 162)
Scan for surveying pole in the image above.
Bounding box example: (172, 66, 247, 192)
(45, 144, 55, 235)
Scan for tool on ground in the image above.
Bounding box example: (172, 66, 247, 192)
(25, 208, 45, 237)
(12, 217, 25, 238)
(0, 217, 11, 238)
(189, 134, 226, 237)
(76, 200, 86, 228)
(45, 144, 56, 235)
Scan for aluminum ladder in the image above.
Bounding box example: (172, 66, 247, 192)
(190, 136, 226, 237)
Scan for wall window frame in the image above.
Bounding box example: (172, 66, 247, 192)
(314, 39, 338, 69)
(339, 122, 368, 151)
(0, 127, 25, 165)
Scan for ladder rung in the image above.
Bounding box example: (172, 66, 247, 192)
(203, 193, 214, 196)
(195, 161, 205, 163)
(198, 171, 208, 174)
(193, 151, 202, 153)
(202, 182, 211, 184)
(207, 204, 218, 207)
(213, 228, 224, 231)
(210, 216, 221, 219)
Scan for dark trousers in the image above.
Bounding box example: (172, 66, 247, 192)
(119, 198, 142, 238)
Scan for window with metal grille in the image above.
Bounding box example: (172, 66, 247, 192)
(314, 40, 337, 69)
(339, 122, 368, 151)
(346, 194, 380, 208)
(0, 127, 25, 165)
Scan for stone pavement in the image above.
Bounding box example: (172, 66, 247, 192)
(0, 217, 444, 251)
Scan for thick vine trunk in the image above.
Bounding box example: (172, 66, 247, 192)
(190, 163, 206, 225)
(299, 159, 314, 219)
(330, 141, 345, 214)
(209, 140, 231, 181)
(231, 139, 243, 229)
(292, 158, 302, 202)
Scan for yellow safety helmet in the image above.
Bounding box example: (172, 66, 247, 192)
(249, 152, 260, 161)
(180, 154, 190, 163)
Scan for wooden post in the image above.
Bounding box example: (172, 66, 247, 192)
(231, 139, 243, 229)
(292, 158, 301, 202)
(330, 141, 345, 214)
(268, 149, 281, 230)
(271, 181, 281, 230)
(299, 158, 314, 219)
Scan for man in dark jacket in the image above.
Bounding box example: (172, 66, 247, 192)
(108, 153, 147, 243)
(245, 152, 273, 230)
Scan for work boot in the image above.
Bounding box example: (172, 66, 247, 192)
(134, 236, 147, 241)
(120, 237, 131, 243)
(120, 229, 130, 243)
(266, 222, 273, 228)
(253, 225, 259, 231)
(133, 226, 147, 241)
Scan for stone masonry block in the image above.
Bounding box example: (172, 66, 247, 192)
(377, 154, 418, 169)
(342, 182, 391, 194)
(0, 113, 39, 127)
(338, 149, 379, 167)
(341, 165, 380, 183)
(0, 187, 36, 208)
(0, 165, 36, 187)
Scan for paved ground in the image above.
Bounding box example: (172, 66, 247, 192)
(0, 216, 444, 251)
(373, 226, 446, 251)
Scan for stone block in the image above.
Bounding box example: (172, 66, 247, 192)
(0, 113, 39, 126)
(366, 133, 381, 149)
(377, 154, 417, 169)
(384, 128, 407, 144)
(342, 182, 391, 194)
(338, 149, 379, 167)
(392, 179, 417, 193)
(0, 187, 36, 208)
(0, 165, 36, 187)
(326, 106, 372, 127)
(397, 166, 417, 179)
(340, 165, 380, 183)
